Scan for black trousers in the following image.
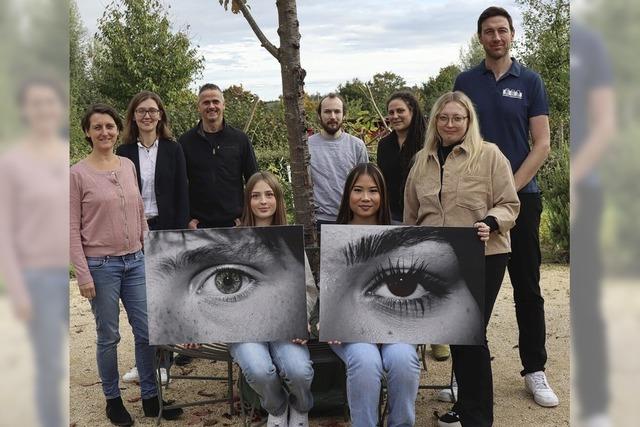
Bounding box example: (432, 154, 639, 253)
(508, 193, 548, 375)
(451, 253, 509, 427)
(146, 216, 159, 231)
(572, 184, 608, 416)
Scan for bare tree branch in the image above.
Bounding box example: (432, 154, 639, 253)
(364, 83, 392, 132)
(234, 0, 280, 60)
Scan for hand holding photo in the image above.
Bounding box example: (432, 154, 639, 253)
(145, 226, 308, 344)
(319, 225, 485, 344)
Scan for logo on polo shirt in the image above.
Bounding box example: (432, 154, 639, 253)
(502, 88, 523, 99)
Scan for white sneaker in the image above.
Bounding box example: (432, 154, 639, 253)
(288, 406, 309, 427)
(122, 366, 139, 383)
(267, 405, 288, 427)
(524, 371, 559, 407)
(437, 376, 458, 402)
(122, 367, 169, 384)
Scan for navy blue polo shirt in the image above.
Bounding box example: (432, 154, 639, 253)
(570, 22, 613, 186)
(454, 59, 549, 193)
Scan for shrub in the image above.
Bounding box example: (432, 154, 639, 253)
(538, 139, 569, 262)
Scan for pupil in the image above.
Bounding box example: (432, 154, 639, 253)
(215, 271, 242, 294)
(387, 276, 418, 297)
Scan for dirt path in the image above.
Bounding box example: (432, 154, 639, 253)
(69, 264, 570, 426)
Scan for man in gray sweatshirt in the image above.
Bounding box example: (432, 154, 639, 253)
(309, 93, 369, 229)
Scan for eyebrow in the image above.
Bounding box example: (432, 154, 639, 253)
(343, 227, 446, 266)
(152, 230, 284, 275)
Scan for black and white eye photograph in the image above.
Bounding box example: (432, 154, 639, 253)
(319, 225, 485, 344)
(145, 226, 308, 344)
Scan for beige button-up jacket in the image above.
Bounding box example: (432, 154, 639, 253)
(404, 140, 520, 256)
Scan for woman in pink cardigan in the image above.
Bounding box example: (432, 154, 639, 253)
(70, 103, 182, 425)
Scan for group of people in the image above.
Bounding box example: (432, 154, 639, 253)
(69, 6, 560, 427)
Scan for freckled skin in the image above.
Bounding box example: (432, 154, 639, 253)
(146, 229, 308, 344)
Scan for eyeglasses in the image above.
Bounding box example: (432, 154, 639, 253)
(135, 108, 161, 118)
(437, 115, 468, 125)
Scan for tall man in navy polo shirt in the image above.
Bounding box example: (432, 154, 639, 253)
(454, 6, 558, 410)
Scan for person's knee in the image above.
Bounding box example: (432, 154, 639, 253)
(96, 327, 121, 348)
(346, 352, 383, 379)
(242, 359, 278, 385)
(383, 347, 420, 377)
(282, 359, 314, 385)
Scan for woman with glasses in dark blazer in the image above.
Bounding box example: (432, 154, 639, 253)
(116, 90, 190, 381)
(116, 90, 189, 232)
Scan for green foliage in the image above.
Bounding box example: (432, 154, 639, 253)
(538, 139, 569, 262)
(420, 64, 461, 114)
(71, 0, 204, 163)
(91, 0, 203, 114)
(516, 0, 570, 262)
(458, 35, 485, 71)
(223, 85, 289, 153)
(70, 0, 93, 164)
(338, 71, 407, 119)
(515, 0, 570, 135)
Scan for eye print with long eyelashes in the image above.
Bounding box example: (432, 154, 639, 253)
(189, 264, 260, 302)
(364, 257, 452, 317)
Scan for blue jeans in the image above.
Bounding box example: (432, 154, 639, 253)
(229, 342, 314, 416)
(87, 250, 156, 400)
(331, 343, 420, 427)
(24, 267, 69, 427)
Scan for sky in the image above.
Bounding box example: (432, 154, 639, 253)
(76, 0, 522, 101)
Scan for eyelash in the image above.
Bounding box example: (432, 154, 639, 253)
(364, 257, 451, 317)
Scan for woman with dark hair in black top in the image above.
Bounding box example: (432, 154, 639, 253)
(376, 91, 426, 224)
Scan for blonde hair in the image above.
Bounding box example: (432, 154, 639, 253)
(240, 171, 288, 226)
(415, 91, 483, 175)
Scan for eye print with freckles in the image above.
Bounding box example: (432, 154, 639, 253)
(145, 226, 308, 344)
(319, 225, 485, 344)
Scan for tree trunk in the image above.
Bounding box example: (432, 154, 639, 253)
(275, 0, 317, 248)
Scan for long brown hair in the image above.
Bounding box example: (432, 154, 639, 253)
(336, 163, 391, 225)
(122, 90, 173, 144)
(240, 171, 288, 226)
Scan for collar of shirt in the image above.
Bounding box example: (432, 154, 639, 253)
(428, 138, 470, 160)
(480, 57, 522, 78)
(137, 139, 159, 151)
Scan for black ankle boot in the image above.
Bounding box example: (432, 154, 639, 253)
(142, 396, 184, 420)
(105, 396, 133, 426)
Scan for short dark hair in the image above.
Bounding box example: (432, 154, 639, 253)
(317, 93, 347, 117)
(477, 6, 514, 35)
(198, 83, 223, 95)
(81, 103, 123, 147)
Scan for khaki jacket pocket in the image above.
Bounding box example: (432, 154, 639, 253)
(456, 176, 489, 211)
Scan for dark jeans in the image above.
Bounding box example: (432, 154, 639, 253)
(508, 192, 548, 375)
(572, 184, 608, 416)
(451, 253, 509, 427)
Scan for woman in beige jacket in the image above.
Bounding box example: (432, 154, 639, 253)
(404, 91, 520, 427)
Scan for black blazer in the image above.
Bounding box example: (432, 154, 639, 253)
(116, 138, 189, 230)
